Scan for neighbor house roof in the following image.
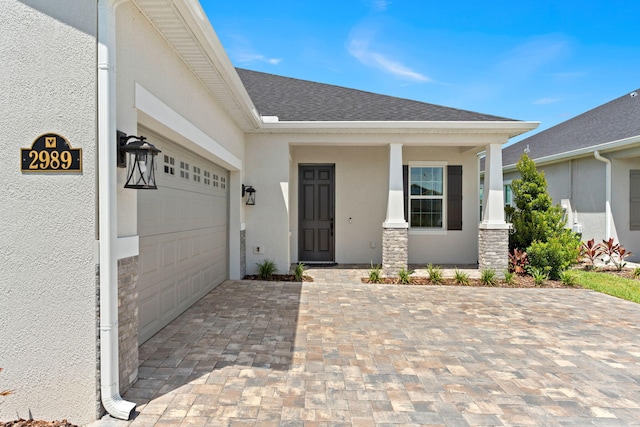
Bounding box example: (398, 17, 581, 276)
(503, 88, 640, 168)
(236, 68, 517, 123)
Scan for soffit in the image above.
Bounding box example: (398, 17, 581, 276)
(130, 0, 260, 131)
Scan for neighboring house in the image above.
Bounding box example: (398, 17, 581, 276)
(1, 1, 536, 424)
(502, 89, 640, 262)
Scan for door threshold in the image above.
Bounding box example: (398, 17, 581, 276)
(300, 262, 337, 266)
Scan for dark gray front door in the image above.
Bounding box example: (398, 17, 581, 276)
(299, 165, 335, 262)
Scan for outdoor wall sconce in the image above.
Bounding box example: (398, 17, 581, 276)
(117, 131, 161, 190)
(242, 184, 256, 205)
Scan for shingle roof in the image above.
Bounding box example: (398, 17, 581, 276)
(503, 88, 640, 167)
(236, 68, 517, 122)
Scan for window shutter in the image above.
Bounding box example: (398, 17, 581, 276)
(631, 170, 640, 230)
(447, 165, 463, 230)
(403, 165, 408, 222)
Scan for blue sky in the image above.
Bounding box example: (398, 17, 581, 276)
(201, 0, 640, 142)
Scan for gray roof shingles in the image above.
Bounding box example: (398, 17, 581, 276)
(236, 68, 517, 122)
(503, 88, 640, 166)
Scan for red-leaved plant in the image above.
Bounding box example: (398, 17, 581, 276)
(600, 238, 620, 263)
(614, 247, 633, 271)
(509, 248, 529, 274)
(580, 238, 603, 269)
(581, 238, 632, 271)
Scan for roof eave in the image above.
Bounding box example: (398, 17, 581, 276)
(503, 133, 640, 172)
(132, 0, 262, 131)
(254, 120, 540, 137)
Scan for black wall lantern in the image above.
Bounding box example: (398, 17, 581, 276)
(242, 184, 256, 205)
(117, 131, 161, 190)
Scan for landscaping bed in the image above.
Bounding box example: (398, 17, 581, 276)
(361, 275, 574, 288)
(0, 420, 77, 427)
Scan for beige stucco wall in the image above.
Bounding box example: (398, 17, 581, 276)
(505, 153, 640, 262)
(291, 145, 389, 264)
(244, 136, 291, 274)
(610, 156, 640, 262)
(404, 146, 480, 265)
(246, 142, 482, 270)
(0, 2, 98, 424)
(115, 2, 246, 237)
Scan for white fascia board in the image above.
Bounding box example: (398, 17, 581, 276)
(150, 0, 262, 129)
(135, 83, 242, 171)
(502, 134, 640, 172)
(256, 120, 539, 137)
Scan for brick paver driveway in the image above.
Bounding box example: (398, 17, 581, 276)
(119, 281, 640, 426)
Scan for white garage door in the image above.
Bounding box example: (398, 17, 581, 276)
(137, 131, 228, 343)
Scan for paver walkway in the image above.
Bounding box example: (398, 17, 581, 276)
(94, 280, 640, 426)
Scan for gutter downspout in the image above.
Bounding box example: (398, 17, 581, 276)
(594, 150, 612, 240)
(97, 0, 136, 419)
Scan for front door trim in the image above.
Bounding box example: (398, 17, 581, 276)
(298, 164, 335, 263)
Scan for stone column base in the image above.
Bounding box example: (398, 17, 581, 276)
(478, 226, 509, 277)
(382, 227, 408, 277)
(240, 229, 246, 278)
(118, 256, 139, 394)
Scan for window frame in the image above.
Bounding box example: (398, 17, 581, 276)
(408, 161, 447, 234)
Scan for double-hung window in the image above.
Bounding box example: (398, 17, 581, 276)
(409, 163, 445, 229)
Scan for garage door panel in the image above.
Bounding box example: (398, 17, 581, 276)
(138, 130, 228, 344)
(139, 287, 160, 334)
(139, 240, 160, 279)
(162, 240, 176, 269)
(160, 282, 177, 321)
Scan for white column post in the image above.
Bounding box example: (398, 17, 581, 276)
(382, 143, 408, 276)
(482, 143, 506, 226)
(383, 143, 408, 228)
(479, 142, 509, 276)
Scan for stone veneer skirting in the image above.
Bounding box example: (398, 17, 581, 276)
(95, 255, 140, 419)
(240, 229, 246, 278)
(382, 227, 408, 276)
(478, 227, 509, 277)
(118, 256, 139, 394)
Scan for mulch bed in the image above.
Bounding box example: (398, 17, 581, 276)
(0, 421, 77, 427)
(361, 275, 572, 288)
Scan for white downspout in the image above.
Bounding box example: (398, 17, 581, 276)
(594, 150, 612, 240)
(97, 0, 136, 419)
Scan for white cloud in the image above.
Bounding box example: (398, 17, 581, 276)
(235, 50, 281, 65)
(347, 36, 431, 83)
(370, 0, 390, 12)
(497, 36, 570, 77)
(533, 97, 561, 105)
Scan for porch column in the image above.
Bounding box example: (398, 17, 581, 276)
(479, 143, 509, 275)
(382, 143, 408, 276)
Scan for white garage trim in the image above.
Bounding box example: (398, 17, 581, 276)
(134, 82, 242, 171)
(133, 83, 243, 280)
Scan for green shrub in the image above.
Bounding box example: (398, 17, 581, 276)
(369, 262, 383, 283)
(527, 233, 580, 280)
(634, 267, 640, 279)
(503, 271, 515, 285)
(528, 266, 548, 286)
(256, 259, 277, 280)
(559, 270, 578, 286)
(294, 262, 306, 281)
(480, 268, 496, 286)
(454, 269, 470, 285)
(398, 267, 414, 284)
(426, 263, 443, 284)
